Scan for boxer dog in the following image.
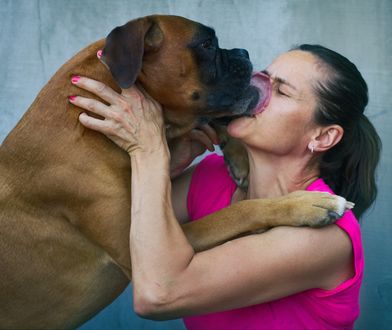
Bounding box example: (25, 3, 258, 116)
(0, 15, 350, 329)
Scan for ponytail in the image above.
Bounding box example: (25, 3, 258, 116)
(320, 114, 381, 218)
(293, 44, 382, 219)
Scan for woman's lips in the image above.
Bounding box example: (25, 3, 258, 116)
(250, 71, 272, 115)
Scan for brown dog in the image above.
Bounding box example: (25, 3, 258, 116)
(0, 15, 350, 329)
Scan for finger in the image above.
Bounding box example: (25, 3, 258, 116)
(120, 85, 147, 117)
(123, 84, 163, 121)
(188, 129, 215, 151)
(69, 95, 110, 118)
(197, 124, 220, 145)
(121, 83, 145, 100)
(78, 112, 110, 133)
(133, 83, 156, 102)
(71, 76, 123, 105)
(130, 83, 162, 114)
(138, 85, 163, 112)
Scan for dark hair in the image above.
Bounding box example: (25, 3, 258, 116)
(293, 44, 381, 219)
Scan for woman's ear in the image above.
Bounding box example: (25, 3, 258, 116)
(310, 125, 344, 152)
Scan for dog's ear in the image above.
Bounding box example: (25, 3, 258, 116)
(101, 17, 163, 89)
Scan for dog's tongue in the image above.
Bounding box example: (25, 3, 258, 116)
(250, 72, 272, 115)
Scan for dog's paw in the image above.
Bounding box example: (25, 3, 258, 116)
(284, 191, 354, 228)
(226, 163, 249, 191)
(223, 152, 249, 191)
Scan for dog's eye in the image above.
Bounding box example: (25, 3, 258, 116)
(201, 39, 213, 49)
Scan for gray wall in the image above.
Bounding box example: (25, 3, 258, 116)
(1, 1, 390, 329)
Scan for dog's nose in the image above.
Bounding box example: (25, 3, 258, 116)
(231, 48, 250, 59)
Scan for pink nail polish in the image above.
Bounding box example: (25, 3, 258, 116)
(71, 76, 80, 84)
(97, 50, 103, 58)
(68, 95, 77, 102)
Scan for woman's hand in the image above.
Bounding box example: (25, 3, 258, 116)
(69, 76, 220, 175)
(69, 76, 165, 156)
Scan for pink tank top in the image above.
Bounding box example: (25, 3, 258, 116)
(184, 154, 363, 330)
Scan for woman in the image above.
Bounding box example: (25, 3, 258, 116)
(69, 44, 381, 329)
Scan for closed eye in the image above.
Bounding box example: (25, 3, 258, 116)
(274, 84, 289, 97)
(278, 89, 288, 96)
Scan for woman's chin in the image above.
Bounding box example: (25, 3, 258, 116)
(227, 116, 252, 138)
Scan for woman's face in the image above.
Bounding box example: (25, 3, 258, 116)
(227, 50, 322, 157)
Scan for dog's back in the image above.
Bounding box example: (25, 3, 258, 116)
(0, 39, 133, 329)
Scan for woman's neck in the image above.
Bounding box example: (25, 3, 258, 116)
(245, 149, 320, 200)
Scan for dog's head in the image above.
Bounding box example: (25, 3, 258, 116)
(101, 15, 269, 137)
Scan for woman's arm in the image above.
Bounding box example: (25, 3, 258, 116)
(130, 149, 353, 320)
(71, 77, 354, 320)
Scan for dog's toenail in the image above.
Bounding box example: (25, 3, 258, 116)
(328, 211, 340, 221)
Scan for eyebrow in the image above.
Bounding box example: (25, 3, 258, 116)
(261, 69, 297, 91)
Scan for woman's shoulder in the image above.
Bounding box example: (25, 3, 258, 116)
(306, 178, 364, 297)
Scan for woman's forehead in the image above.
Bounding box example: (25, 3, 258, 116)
(266, 50, 321, 90)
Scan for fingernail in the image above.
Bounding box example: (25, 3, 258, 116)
(71, 76, 80, 84)
(97, 50, 103, 58)
(68, 95, 77, 102)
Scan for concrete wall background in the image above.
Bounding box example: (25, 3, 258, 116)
(1, 1, 391, 329)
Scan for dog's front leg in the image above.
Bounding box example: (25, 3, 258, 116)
(182, 191, 352, 252)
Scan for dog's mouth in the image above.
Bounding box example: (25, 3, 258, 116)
(210, 71, 272, 126)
